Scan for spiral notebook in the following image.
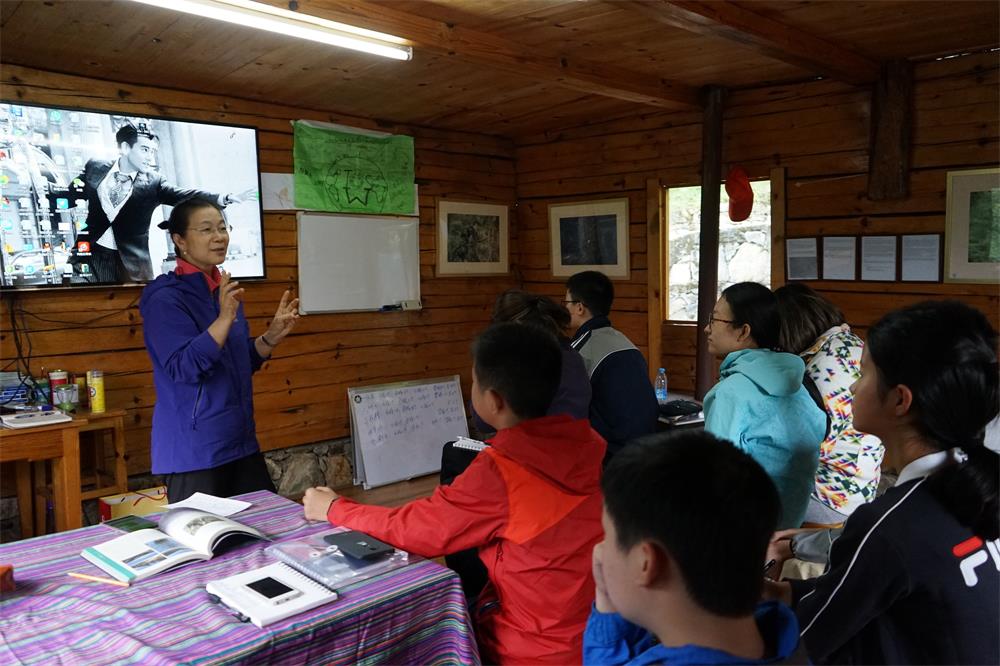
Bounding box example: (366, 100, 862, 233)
(205, 562, 337, 628)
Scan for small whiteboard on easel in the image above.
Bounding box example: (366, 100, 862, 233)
(348, 376, 469, 489)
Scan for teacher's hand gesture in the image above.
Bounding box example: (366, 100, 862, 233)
(263, 289, 300, 346)
(217, 271, 244, 323)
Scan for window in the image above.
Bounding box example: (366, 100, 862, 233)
(666, 181, 772, 321)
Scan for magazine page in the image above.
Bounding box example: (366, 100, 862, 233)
(159, 508, 265, 557)
(81, 529, 205, 582)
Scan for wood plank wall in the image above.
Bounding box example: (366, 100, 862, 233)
(515, 51, 999, 393)
(0, 65, 517, 477)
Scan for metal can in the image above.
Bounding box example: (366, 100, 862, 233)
(86, 369, 105, 413)
(74, 374, 88, 408)
(48, 370, 69, 403)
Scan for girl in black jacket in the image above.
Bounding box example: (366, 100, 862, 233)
(767, 300, 999, 664)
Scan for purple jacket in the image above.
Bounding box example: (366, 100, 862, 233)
(139, 271, 265, 474)
(472, 341, 592, 433)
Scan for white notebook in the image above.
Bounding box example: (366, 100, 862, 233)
(205, 562, 338, 628)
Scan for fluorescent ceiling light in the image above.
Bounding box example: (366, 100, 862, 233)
(128, 0, 413, 61)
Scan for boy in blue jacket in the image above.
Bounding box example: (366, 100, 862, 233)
(584, 431, 808, 665)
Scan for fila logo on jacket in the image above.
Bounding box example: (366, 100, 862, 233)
(953, 536, 1000, 587)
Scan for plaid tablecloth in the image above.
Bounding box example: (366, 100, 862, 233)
(0, 490, 480, 665)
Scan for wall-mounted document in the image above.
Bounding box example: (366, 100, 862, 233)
(822, 237, 857, 280)
(901, 234, 941, 282)
(786, 238, 819, 280)
(861, 236, 897, 281)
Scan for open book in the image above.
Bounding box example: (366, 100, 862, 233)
(81, 508, 265, 583)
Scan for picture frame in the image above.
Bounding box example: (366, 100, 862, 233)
(436, 199, 509, 276)
(548, 198, 630, 278)
(944, 168, 1000, 284)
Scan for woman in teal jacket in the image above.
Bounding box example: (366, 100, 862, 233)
(703, 282, 826, 529)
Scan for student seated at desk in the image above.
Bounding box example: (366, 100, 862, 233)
(564, 270, 658, 459)
(584, 430, 807, 665)
(766, 301, 999, 665)
(303, 323, 605, 665)
(703, 282, 826, 529)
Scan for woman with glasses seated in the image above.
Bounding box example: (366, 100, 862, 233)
(139, 199, 299, 502)
(703, 282, 826, 529)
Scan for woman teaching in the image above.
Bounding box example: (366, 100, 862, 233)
(139, 199, 298, 502)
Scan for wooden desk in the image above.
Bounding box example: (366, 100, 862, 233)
(1, 419, 83, 535)
(77, 408, 128, 501)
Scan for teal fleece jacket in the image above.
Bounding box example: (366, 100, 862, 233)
(704, 348, 826, 529)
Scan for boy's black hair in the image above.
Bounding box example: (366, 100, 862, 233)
(721, 282, 781, 351)
(867, 300, 999, 540)
(566, 270, 614, 318)
(603, 431, 781, 617)
(116, 119, 158, 148)
(472, 322, 562, 420)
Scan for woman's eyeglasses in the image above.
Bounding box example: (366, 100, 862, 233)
(193, 225, 233, 237)
(708, 315, 735, 325)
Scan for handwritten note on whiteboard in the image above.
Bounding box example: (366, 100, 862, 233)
(348, 376, 469, 488)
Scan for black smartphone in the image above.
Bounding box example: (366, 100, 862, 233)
(323, 530, 395, 561)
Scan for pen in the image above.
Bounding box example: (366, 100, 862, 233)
(68, 571, 130, 587)
(763, 559, 776, 575)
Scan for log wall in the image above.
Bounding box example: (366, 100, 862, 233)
(0, 65, 517, 476)
(515, 51, 999, 393)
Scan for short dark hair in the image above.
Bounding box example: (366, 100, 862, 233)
(721, 282, 781, 351)
(566, 270, 613, 317)
(116, 120, 158, 148)
(867, 300, 999, 540)
(601, 431, 781, 617)
(603, 431, 781, 616)
(774, 283, 846, 354)
(492, 289, 571, 341)
(472, 322, 562, 420)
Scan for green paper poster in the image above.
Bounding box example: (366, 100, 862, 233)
(293, 122, 415, 214)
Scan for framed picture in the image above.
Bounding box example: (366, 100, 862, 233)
(436, 200, 509, 275)
(549, 198, 630, 278)
(944, 168, 1000, 283)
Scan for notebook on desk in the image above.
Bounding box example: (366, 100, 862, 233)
(206, 562, 338, 628)
(1, 410, 72, 429)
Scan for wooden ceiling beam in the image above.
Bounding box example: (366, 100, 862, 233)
(278, 0, 701, 109)
(620, 0, 880, 86)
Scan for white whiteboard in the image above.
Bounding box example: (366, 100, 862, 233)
(348, 376, 469, 489)
(297, 212, 420, 313)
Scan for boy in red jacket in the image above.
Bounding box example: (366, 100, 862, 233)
(303, 323, 606, 664)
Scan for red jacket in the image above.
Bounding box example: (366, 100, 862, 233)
(328, 415, 606, 664)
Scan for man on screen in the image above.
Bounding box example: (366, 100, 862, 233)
(65, 119, 256, 283)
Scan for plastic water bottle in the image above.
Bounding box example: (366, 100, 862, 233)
(655, 368, 669, 405)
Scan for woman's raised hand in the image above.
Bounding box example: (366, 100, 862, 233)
(264, 289, 300, 345)
(217, 271, 244, 322)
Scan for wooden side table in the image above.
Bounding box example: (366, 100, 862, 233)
(1, 419, 83, 536)
(77, 408, 128, 501)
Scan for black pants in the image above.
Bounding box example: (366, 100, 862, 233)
(165, 452, 276, 503)
(86, 244, 128, 283)
(440, 442, 489, 599)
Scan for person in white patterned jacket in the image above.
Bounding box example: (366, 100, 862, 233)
(769, 283, 884, 565)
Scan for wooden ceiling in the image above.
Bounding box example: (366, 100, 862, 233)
(1, 0, 997, 136)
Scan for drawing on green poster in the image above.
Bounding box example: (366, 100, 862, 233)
(967, 188, 1000, 263)
(293, 122, 414, 215)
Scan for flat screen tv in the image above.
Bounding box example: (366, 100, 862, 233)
(0, 102, 265, 289)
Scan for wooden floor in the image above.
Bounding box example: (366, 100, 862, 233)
(337, 473, 440, 508)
